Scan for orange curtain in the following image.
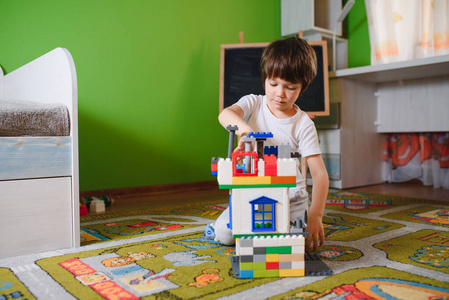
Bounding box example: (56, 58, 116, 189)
(382, 133, 449, 189)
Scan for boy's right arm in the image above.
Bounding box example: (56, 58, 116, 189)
(219, 105, 253, 152)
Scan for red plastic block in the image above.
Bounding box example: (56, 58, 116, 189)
(266, 262, 279, 270)
(232, 151, 259, 177)
(80, 204, 88, 216)
(264, 154, 277, 176)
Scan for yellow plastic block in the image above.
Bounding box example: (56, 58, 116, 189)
(232, 176, 273, 185)
(257, 176, 272, 184)
(232, 177, 260, 185)
(266, 254, 279, 262)
(279, 269, 305, 277)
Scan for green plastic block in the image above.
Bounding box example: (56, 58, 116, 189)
(253, 262, 266, 270)
(239, 262, 253, 270)
(253, 269, 279, 278)
(219, 184, 295, 189)
(266, 246, 292, 255)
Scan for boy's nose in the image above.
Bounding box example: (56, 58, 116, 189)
(276, 87, 285, 98)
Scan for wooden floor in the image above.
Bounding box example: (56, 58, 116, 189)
(346, 182, 449, 202)
(87, 182, 449, 215)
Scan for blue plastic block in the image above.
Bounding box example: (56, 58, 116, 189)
(264, 145, 278, 156)
(239, 270, 254, 279)
(211, 171, 217, 175)
(248, 132, 273, 139)
(236, 163, 246, 173)
(203, 224, 215, 237)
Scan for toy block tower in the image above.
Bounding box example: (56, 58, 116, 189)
(211, 126, 308, 278)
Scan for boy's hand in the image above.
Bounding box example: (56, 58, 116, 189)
(234, 132, 250, 153)
(306, 213, 325, 252)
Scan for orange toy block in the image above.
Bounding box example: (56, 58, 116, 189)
(271, 176, 296, 184)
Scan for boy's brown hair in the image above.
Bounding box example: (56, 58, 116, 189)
(261, 36, 317, 95)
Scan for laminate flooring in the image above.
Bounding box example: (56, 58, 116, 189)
(87, 182, 449, 215)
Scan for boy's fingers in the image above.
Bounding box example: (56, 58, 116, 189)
(312, 234, 319, 251)
(306, 234, 318, 252)
(306, 232, 324, 252)
(306, 236, 311, 252)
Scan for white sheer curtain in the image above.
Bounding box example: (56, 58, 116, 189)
(365, 0, 449, 64)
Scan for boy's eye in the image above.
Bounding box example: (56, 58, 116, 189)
(287, 86, 297, 90)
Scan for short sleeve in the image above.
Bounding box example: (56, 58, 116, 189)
(235, 94, 263, 122)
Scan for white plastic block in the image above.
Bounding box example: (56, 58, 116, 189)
(217, 158, 232, 185)
(253, 236, 266, 247)
(296, 235, 305, 246)
(240, 246, 254, 256)
(292, 261, 305, 269)
(278, 235, 287, 245)
(262, 236, 280, 247)
(258, 159, 265, 177)
(278, 235, 305, 246)
(90, 200, 105, 213)
(291, 246, 305, 254)
(277, 158, 298, 177)
(231, 187, 290, 236)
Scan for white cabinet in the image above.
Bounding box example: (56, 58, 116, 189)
(313, 78, 384, 189)
(281, 0, 343, 37)
(312, 54, 449, 189)
(376, 76, 449, 132)
(0, 177, 75, 258)
(336, 54, 449, 133)
(281, 0, 347, 70)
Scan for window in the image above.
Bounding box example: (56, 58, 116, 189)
(250, 197, 277, 232)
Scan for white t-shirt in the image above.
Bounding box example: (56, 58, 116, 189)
(236, 94, 321, 207)
(236, 94, 322, 217)
(236, 94, 321, 158)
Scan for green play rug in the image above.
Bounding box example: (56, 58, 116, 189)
(0, 190, 448, 299)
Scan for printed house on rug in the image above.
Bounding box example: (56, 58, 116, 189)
(211, 127, 308, 278)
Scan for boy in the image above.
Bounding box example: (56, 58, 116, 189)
(214, 36, 329, 252)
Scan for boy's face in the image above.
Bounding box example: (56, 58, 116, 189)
(265, 77, 302, 116)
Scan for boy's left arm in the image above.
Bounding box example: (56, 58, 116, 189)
(304, 154, 329, 252)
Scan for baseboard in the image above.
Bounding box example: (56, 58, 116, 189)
(80, 180, 219, 199)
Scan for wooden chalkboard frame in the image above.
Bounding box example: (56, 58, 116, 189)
(219, 40, 329, 116)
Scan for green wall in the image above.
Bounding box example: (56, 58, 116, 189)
(345, 0, 371, 67)
(0, 0, 370, 192)
(0, 0, 283, 191)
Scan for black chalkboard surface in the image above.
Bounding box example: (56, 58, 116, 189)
(219, 41, 329, 116)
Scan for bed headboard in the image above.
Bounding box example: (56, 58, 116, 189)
(1, 48, 78, 136)
(0, 47, 80, 249)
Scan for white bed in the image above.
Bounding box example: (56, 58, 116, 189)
(0, 48, 80, 259)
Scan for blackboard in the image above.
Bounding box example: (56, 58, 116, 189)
(219, 41, 329, 116)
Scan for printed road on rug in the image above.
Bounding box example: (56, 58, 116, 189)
(0, 190, 448, 299)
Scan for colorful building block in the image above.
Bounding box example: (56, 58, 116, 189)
(90, 199, 105, 213)
(212, 127, 332, 278)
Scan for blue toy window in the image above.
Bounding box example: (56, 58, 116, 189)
(250, 197, 277, 232)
